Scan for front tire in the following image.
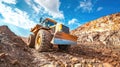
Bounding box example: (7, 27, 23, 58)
(28, 34, 35, 48)
(35, 30, 53, 52)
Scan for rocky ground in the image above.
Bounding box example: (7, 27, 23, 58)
(0, 13, 120, 67)
(0, 26, 119, 67)
(0, 26, 33, 67)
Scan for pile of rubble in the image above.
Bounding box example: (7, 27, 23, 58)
(71, 13, 120, 66)
(71, 13, 120, 46)
(0, 26, 34, 67)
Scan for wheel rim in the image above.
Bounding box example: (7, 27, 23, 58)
(36, 35, 41, 49)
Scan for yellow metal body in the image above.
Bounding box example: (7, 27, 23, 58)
(31, 18, 57, 35)
(45, 18, 57, 24)
(51, 32, 78, 45)
(31, 24, 41, 35)
(55, 24, 62, 32)
(30, 18, 78, 45)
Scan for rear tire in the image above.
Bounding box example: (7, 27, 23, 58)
(35, 30, 53, 52)
(28, 34, 35, 48)
(58, 45, 70, 51)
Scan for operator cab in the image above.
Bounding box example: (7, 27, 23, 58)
(40, 18, 57, 28)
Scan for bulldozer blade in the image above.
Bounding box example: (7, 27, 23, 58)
(51, 32, 78, 45)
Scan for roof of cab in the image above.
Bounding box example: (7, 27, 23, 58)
(45, 18, 57, 24)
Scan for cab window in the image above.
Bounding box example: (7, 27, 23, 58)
(46, 21, 55, 27)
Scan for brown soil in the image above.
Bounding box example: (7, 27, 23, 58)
(0, 25, 119, 67)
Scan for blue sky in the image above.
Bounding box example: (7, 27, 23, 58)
(0, 0, 120, 37)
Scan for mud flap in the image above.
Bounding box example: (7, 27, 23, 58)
(51, 32, 78, 45)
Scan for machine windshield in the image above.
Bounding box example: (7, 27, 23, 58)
(46, 21, 55, 27)
(42, 21, 55, 27)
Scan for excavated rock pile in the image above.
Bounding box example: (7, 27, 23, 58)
(71, 13, 120, 46)
(0, 26, 34, 67)
(73, 30, 120, 46)
(71, 13, 120, 66)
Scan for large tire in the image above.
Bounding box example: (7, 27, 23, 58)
(58, 45, 70, 51)
(35, 30, 53, 52)
(28, 34, 35, 48)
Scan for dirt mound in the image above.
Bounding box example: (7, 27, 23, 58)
(71, 13, 120, 46)
(0, 25, 15, 36)
(21, 36, 28, 45)
(71, 12, 120, 34)
(71, 13, 120, 66)
(0, 25, 34, 67)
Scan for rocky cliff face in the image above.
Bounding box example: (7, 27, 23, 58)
(71, 13, 120, 46)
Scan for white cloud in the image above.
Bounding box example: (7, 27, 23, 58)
(25, 0, 41, 14)
(25, 0, 64, 19)
(68, 18, 81, 30)
(68, 18, 80, 26)
(68, 18, 78, 25)
(97, 7, 103, 11)
(0, 0, 16, 4)
(25, 0, 31, 5)
(76, 0, 98, 13)
(0, 0, 36, 29)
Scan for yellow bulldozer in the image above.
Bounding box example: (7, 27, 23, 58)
(28, 18, 78, 51)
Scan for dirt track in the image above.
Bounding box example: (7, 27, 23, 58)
(29, 42, 120, 67)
